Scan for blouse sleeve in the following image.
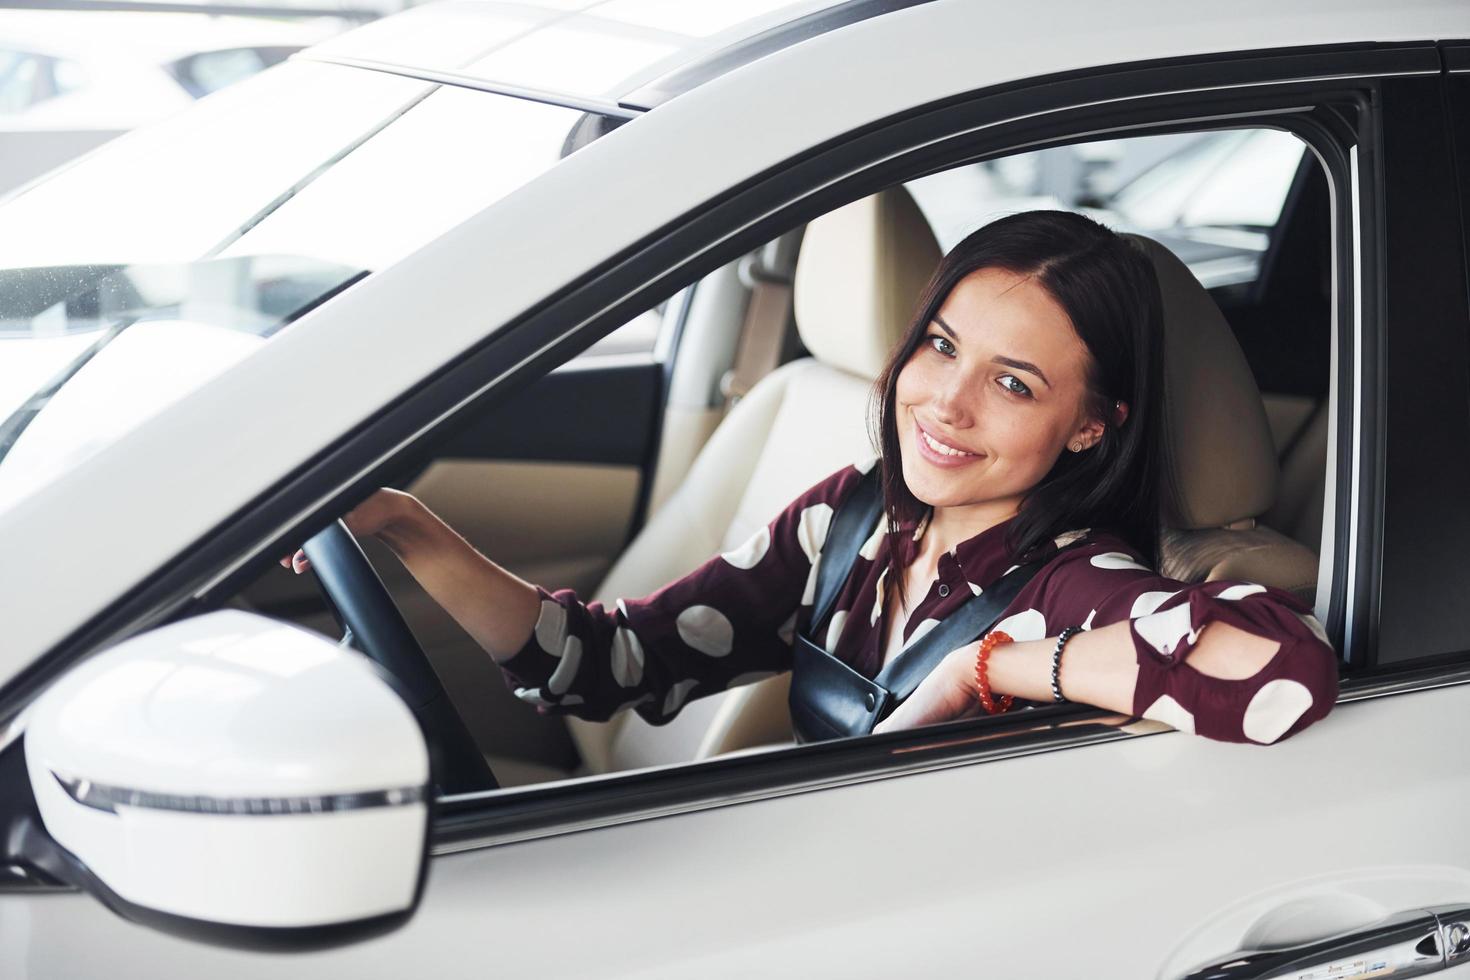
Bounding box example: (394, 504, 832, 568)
(495, 463, 868, 726)
(1026, 539, 1339, 744)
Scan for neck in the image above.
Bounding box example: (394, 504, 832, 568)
(915, 496, 1021, 559)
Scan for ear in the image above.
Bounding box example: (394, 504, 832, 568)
(1113, 400, 1130, 428)
(1072, 415, 1107, 452)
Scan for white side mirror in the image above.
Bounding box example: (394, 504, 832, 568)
(16, 610, 430, 948)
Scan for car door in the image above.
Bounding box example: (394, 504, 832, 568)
(9, 41, 1470, 980)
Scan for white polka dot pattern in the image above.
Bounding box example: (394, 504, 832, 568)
(870, 568, 888, 625)
(1296, 612, 1329, 645)
(1130, 590, 1181, 618)
(825, 610, 849, 653)
(858, 519, 888, 561)
(1054, 528, 1090, 549)
(1242, 679, 1314, 743)
(1217, 583, 1266, 601)
(534, 600, 568, 654)
(992, 608, 1047, 642)
(854, 454, 880, 475)
(968, 581, 983, 596)
(796, 503, 835, 563)
(547, 635, 582, 695)
(514, 687, 552, 708)
(777, 610, 798, 645)
(904, 618, 941, 648)
(663, 678, 699, 717)
(801, 561, 819, 607)
(1141, 694, 1196, 734)
(1091, 552, 1150, 572)
(677, 605, 734, 657)
(610, 627, 645, 687)
(1134, 604, 1199, 657)
(1081, 608, 1096, 630)
(721, 526, 771, 570)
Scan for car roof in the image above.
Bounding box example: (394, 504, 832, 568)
(300, 0, 923, 112)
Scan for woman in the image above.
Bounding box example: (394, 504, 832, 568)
(287, 210, 1337, 745)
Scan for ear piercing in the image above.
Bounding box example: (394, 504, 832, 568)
(1069, 441, 1084, 453)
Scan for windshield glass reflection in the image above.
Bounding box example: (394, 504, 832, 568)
(0, 255, 362, 512)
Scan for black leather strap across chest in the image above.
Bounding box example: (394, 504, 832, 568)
(787, 469, 1046, 742)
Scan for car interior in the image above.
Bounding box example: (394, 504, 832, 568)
(229, 125, 1334, 789)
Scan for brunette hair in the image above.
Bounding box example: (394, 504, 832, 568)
(871, 210, 1165, 605)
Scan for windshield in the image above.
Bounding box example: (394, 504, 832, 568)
(0, 59, 582, 516)
(0, 256, 361, 510)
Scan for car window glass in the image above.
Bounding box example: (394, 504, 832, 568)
(221, 85, 580, 272)
(175, 48, 269, 98)
(0, 61, 428, 268)
(0, 70, 586, 519)
(0, 48, 42, 113)
(906, 128, 1309, 293)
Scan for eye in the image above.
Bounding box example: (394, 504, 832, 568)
(998, 373, 1032, 397)
(927, 334, 956, 358)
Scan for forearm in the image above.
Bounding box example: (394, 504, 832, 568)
(986, 619, 1282, 716)
(986, 621, 1139, 714)
(375, 497, 540, 662)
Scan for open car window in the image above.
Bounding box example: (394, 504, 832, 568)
(221, 121, 1336, 801)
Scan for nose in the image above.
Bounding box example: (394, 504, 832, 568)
(929, 373, 973, 428)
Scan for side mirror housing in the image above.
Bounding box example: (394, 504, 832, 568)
(14, 610, 430, 949)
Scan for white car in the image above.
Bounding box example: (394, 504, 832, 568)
(3, 1, 1470, 977)
(0, 9, 350, 193)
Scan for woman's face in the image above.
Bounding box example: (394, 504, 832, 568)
(895, 266, 1106, 517)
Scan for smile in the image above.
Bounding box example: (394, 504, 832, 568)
(914, 419, 982, 464)
(921, 429, 975, 457)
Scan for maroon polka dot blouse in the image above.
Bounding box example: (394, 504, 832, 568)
(498, 460, 1339, 744)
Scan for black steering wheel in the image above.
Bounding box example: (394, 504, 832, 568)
(302, 521, 497, 794)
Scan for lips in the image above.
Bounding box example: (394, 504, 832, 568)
(913, 418, 982, 466)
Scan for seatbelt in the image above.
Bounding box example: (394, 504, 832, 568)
(787, 469, 1050, 742)
(720, 231, 803, 411)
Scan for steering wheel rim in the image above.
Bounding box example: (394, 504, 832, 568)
(302, 521, 496, 794)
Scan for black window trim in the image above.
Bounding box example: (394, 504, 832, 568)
(0, 41, 1434, 850)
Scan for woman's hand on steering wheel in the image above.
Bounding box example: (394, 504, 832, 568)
(280, 488, 417, 574)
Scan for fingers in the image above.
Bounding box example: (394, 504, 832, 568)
(278, 549, 311, 574)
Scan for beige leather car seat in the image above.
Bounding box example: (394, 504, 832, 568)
(556, 187, 943, 776)
(1125, 235, 1321, 600)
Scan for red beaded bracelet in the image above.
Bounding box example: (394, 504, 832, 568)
(974, 630, 1015, 715)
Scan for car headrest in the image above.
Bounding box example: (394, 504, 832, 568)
(793, 196, 1276, 528)
(793, 186, 942, 380)
(1124, 234, 1279, 529)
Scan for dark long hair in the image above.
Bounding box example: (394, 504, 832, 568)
(871, 210, 1165, 603)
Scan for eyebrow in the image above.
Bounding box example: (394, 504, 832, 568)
(932, 315, 1052, 389)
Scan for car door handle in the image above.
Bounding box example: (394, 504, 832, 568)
(1176, 905, 1470, 979)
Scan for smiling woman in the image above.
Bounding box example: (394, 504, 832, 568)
(298, 208, 1337, 748)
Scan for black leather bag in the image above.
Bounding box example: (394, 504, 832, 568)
(788, 470, 1045, 742)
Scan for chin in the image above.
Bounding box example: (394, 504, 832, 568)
(898, 451, 974, 509)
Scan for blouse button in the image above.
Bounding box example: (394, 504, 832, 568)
(937, 584, 950, 598)
(865, 692, 877, 711)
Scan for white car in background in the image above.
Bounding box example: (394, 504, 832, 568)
(3, 1, 1470, 977)
(0, 9, 350, 192)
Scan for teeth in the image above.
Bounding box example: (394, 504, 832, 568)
(921, 429, 975, 457)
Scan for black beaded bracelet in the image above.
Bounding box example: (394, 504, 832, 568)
(1051, 626, 1083, 703)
